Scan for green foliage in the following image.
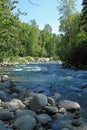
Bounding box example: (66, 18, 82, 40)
(80, 5, 87, 32)
(57, 0, 87, 68)
(0, 54, 3, 62)
(0, 1, 59, 62)
(25, 56, 33, 62)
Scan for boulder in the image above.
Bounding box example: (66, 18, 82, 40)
(60, 100, 81, 112)
(45, 106, 58, 114)
(0, 124, 12, 130)
(0, 109, 12, 120)
(61, 128, 70, 130)
(2, 102, 19, 111)
(7, 93, 18, 101)
(1, 75, 10, 82)
(15, 109, 37, 118)
(11, 98, 25, 109)
(29, 94, 47, 111)
(0, 91, 7, 101)
(0, 99, 2, 107)
(61, 120, 87, 130)
(47, 97, 55, 106)
(72, 117, 83, 126)
(36, 114, 52, 125)
(0, 81, 14, 89)
(14, 115, 36, 130)
(10, 85, 24, 94)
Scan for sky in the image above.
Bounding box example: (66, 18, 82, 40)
(16, 0, 83, 34)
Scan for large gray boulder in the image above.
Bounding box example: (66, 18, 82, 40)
(0, 91, 7, 101)
(60, 100, 81, 111)
(14, 115, 36, 130)
(36, 114, 52, 125)
(0, 109, 12, 120)
(0, 81, 13, 89)
(0, 124, 12, 130)
(29, 94, 47, 111)
(15, 109, 37, 118)
(45, 106, 58, 114)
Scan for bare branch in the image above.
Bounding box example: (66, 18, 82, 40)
(27, 0, 39, 6)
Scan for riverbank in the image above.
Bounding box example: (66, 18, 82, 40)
(0, 56, 58, 67)
(0, 75, 87, 130)
(62, 62, 87, 70)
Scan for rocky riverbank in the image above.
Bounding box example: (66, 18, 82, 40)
(0, 57, 54, 67)
(0, 75, 87, 130)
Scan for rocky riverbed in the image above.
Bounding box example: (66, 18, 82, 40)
(0, 75, 87, 130)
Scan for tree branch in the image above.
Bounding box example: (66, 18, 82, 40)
(27, 0, 39, 6)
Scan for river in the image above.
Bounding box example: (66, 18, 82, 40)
(1, 62, 87, 124)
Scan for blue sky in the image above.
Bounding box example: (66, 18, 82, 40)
(16, 0, 82, 34)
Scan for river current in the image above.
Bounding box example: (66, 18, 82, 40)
(1, 62, 87, 125)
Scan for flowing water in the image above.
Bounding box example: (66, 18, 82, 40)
(1, 62, 87, 128)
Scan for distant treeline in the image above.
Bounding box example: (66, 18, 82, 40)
(0, 0, 59, 62)
(0, 0, 87, 68)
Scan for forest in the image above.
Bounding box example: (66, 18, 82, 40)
(0, 0, 87, 68)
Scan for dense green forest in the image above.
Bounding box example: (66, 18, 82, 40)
(0, 0, 59, 62)
(0, 0, 87, 68)
(57, 0, 87, 68)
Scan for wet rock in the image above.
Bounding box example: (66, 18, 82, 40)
(72, 117, 83, 126)
(60, 100, 81, 112)
(29, 94, 47, 111)
(53, 93, 63, 102)
(36, 114, 52, 125)
(11, 85, 24, 94)
(1, 75, 10, 82)
(47, 97, 55, 106)
(59, 107, 66, 114)
(0, 99, 2, 107)
(45, 106, 58, 114)
(0, 124, 12, 130)
(80, 84, 87, 89)
(0, 109, 12, 120)
(0, 91, 7, 101)
(61, 128, 70, 130)
(11, 98, 25, 109)
(7, 93, 18, 101)
(61, 120, 87, 130)
(15, 109, 37, 118)
(14, 115, 36, 130)
(0, 81, 14, 89)
(2, 102, 19, 111)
